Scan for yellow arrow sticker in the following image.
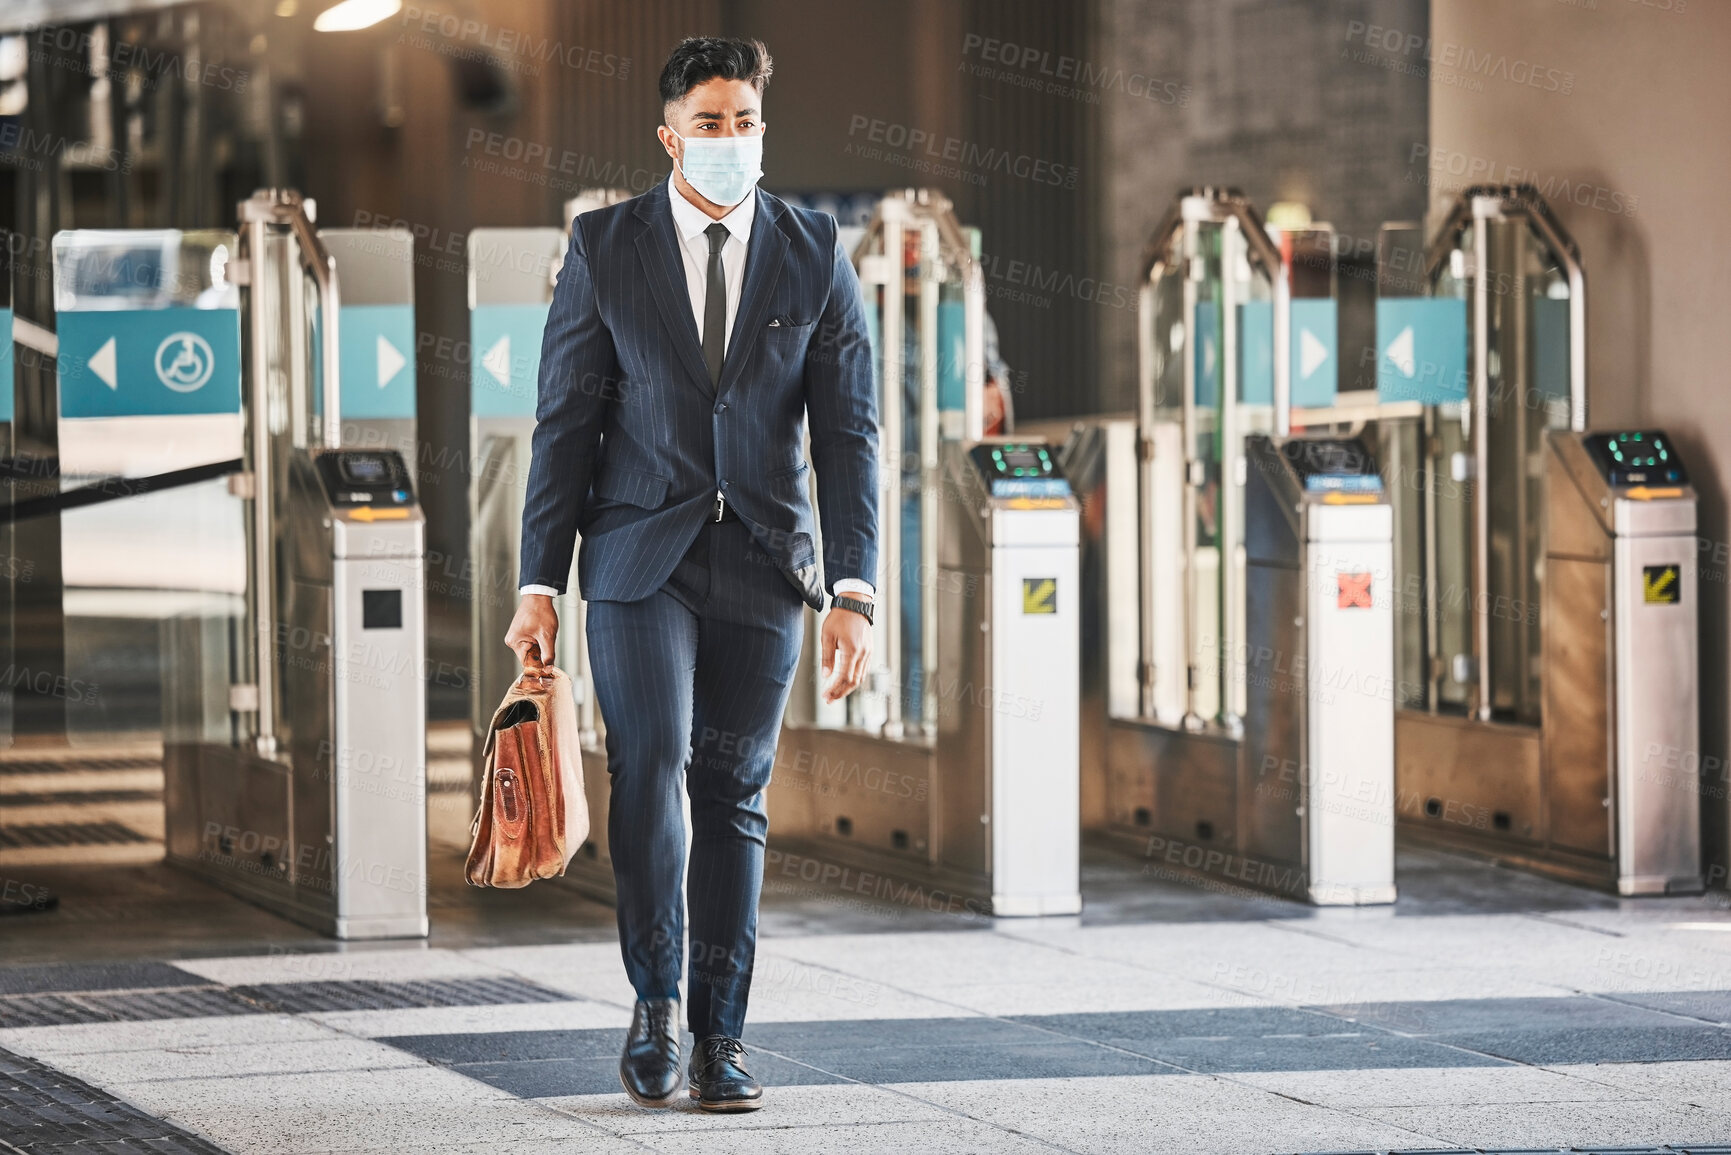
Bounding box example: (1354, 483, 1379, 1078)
(1642, 564, 1681, 605)
(1626, 486, 1684, 501)
(1022, 577, 1057, 615)
(349, 506, 410, 522)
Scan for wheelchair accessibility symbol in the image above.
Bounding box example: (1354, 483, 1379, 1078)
(154, 332, 215, 393)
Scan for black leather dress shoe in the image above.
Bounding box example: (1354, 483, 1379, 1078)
(619, 998, 682, 1107)
(688, 1035, 763, 1112)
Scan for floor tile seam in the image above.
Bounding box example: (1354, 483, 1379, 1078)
(1268, 1092, 1556, 1150)
(992, 926, 1590, 1026)
(1575, 988, 1731, 1030)
(1245, 1085, 1459, 1149)
(698, 948, 1242, 1066)
(986, 923, 1449, 1000)
(765, 929, 1301, 1018)
(0, 982, 236, 1001)
(297, 1093, 666, 1154)
(1025, 913, 1648, 981)
(1242, 1064, 1666, 1107)
(734, 979, 1511, 1135)
(748, 950, 996, 1019)
(78, 1057, 432, 1085)
(605, 1115, 960, 1138)
(441, 947, 635, 1015)
(711, 1041, 1088, 1153)
(985, 927, 1657, 1063)
(1533, 1059, 1731, 1108)
(1273, 1004, 1579, 1071)
(195, 947, 520, 985)
(0, 1016, 348, 1059)
(300, 997, 612, 1023)
(979, 991, 1560, 1081)
(1522, 909, 1631, 939)
(636, 946, 1552, 1082)
(103, 1063, 614, 1130)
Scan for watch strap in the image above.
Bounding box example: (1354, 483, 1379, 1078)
(831, 594, 875, 623)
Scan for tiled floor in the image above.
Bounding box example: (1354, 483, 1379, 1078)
(4, 838, 1731, 1154)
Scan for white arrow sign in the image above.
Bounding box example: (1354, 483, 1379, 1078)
(1300, 327, 1329, 380)
(482, 334, 512, 387)
(377, 334, 406, 389)
(1386, 325, 1416, 378)
(89, 336, 118, 390)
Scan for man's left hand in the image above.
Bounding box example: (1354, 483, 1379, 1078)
(821, 596, 874, 703)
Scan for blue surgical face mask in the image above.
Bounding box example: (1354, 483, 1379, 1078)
(671, 130, 764, 208)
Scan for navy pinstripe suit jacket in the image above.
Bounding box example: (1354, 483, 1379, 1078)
(519, 179, 880, 612)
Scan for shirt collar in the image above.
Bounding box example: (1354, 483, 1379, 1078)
(668, 179, 756, 248)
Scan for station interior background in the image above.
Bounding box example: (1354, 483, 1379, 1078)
(8, 2, 1731, 1151)
(0, 0, 1727, 897)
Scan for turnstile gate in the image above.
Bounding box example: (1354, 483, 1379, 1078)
(1077, 188, 1397, 904)
(1372, 186, 1701, 894)
(51, 190, 431, 937)
(770, 190, 1082, 916)
(467, 189, 628, 902)
(1243, 434, 1396, 903)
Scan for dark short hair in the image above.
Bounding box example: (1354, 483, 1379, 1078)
(658, 37, 773, 111)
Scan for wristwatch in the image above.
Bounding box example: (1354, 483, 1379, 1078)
(831, 594, 875, 623)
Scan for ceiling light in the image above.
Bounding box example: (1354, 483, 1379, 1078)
(313, 0, 402, 32)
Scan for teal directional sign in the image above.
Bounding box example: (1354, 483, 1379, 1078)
(470, 303, 549, 418)
(937, 298, 966, 413)
(1376, 297, 1468, 405)
(1240, 299, 1338, 408)
(58, 306, 242, 418)
(0, 309, 13, 423)
(1532, 296, 1572, 406)
(339, 304, 416, 419)
(1192, 301, 1219, 409)
(1291, 299, 1337, 408)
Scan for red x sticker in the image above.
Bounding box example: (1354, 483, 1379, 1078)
(1338, 571, 1373, 609)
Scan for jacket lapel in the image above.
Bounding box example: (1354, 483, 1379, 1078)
(633, 181, 715, 398)
(717, 192, 789, 399)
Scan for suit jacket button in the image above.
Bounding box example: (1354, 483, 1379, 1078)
(714, 402, 727, 414)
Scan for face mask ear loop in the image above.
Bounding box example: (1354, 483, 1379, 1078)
(668, 127, 687, 185)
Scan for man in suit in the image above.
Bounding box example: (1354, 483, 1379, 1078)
(505, 37, 878, 1113)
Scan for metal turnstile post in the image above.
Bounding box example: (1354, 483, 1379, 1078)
(129, 189, 432, 938)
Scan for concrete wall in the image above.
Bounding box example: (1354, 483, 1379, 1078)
(1091, 0, 1430, 414)
(1430, 0, 1731, 886)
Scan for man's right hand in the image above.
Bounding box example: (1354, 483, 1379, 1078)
(504, 594, 558, 673)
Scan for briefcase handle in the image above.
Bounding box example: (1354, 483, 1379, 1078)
(516, 641, 555, 686)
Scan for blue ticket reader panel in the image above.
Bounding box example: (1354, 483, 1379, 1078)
(1583, 430, 1687, 489)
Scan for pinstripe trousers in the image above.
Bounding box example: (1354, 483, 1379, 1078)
(585, 518, 806, 1040)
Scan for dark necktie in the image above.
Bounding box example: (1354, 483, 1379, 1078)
(702, 222, 728, 385)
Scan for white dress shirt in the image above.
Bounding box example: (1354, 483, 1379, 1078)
(524, 180, 873, 603)
(668, 178, 754, 355)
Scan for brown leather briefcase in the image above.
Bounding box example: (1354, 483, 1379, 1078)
(466, 664, 588, 888)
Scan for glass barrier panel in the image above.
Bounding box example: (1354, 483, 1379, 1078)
(50, 230, 245, 749)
